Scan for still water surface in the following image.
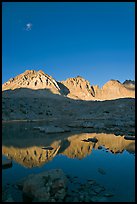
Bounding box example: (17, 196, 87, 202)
(2, 122, 135, 202)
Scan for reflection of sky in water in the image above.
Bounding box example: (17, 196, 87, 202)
(2, 148, 135, 202)
(2, 122, 135, 202)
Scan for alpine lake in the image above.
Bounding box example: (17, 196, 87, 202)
(2, 121, 135, 202)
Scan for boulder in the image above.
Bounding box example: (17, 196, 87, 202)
(87, 137, 98, 143)
(124, 136, 135, 140)
(2, 159, 12, 169)
(21, 169, 68, 202)
(98, 168, 106, 175)
(44, 126, 66, 133)
(42, 146, 54, 150)
(98, 146, 103, 149)
(82, 137, 98, 143)
(33, 126, 70, 133)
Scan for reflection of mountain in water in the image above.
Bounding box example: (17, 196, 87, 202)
(61, 133, 135, 158)
(2, 144, 60, 168)
(2, 128, 135, 168)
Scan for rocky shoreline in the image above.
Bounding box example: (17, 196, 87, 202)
(2, 97, 135, 137)
(2, 169, 115, 202)
(2, 71, 135, 202)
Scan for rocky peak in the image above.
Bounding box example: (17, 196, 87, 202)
(123, 80, 135, 89)
(102, 80, 122, 89)
(2, 70, 60, 93)
(61, 76, 95, 99)
(2, 70, 135, 100)
(123, 80, 135, 85)
(62, 76, 91, 89)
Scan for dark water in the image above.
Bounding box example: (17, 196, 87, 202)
(2, 121, 135, 202)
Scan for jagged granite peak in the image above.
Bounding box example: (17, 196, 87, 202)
(92, 79, 135, 100)
(123, 80, 135, 90)
(2, 70, 135, 100)
(61, 76, 95, 99)
(123, 80, 135, 85)
(102, 79, 122, 89)
(2, 70, 60, 93)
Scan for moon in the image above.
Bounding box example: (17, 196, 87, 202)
(25, 23, 32, 31)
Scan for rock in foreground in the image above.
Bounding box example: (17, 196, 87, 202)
(21, 169, 68, 202)
(2, 159, 12, 169)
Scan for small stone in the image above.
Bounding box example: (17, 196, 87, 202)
(98, 168, 106, 175)
(90, 191, 97, 196)
(96, 196, 108, 202)
(65, 197, 72, 202)
(79, 194, 84, 200)
(82, 137, 98, 143)
(84, 196, 90, 202)
(124, 135, 135, 140)
(2, 159, 12, 169)
(51, 198, 55, 202)
(98, 146, 102, 149)
(104, 193, 114, 197)
(93, 184, 105, 194)
(87, 137, 98, 143)
(33, 126, 41, 130)
(42, 146, 54, 150)
(72, 197, 79, 202)
(90, 196, 98, 202)
(4, 194, 14, 202)
(87, 180, 96, 185)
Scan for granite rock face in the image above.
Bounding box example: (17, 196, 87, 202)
(2, 70, 60, 94)
(2, 70, 135, 100)
(92, 80, 135, 100)
(61, 76, 95, 100)
(123, 80, 135, 90)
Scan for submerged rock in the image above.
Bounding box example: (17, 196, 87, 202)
(33, 126, 70, 133)
(2, 159, 12, 169)
(104, 193, 114, 197)
(88, 137, 98, 143)
(82, 137, 98, 143)
(93, 185, 105, 194)
(98, 168, 106, 175)
(124, 136, 135, 140)
(15, 170, 116, 202)
(5, 196, 15, 202)
(96, 196, 109, 202)
(20, 169, 68, 202)
(42, 146, 54, 150)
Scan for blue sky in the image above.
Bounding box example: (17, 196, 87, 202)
(2, 2, 135, 87)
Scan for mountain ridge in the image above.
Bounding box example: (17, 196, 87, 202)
(2, 70, 135, 100)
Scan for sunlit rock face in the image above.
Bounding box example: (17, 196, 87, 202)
(2, 146, 60, 168)
(61, 133, 135, 158)
(2, 140, 61, 168)
(2, 70, 60, 94)
(61, 78, 135, 100)
(92, 80, 135, 100)
(2, 132, 135, 168)
(61, 76, 95, 100)
(2, 70, 135, 101)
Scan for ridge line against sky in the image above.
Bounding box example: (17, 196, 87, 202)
(2, 2, 135, 87)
